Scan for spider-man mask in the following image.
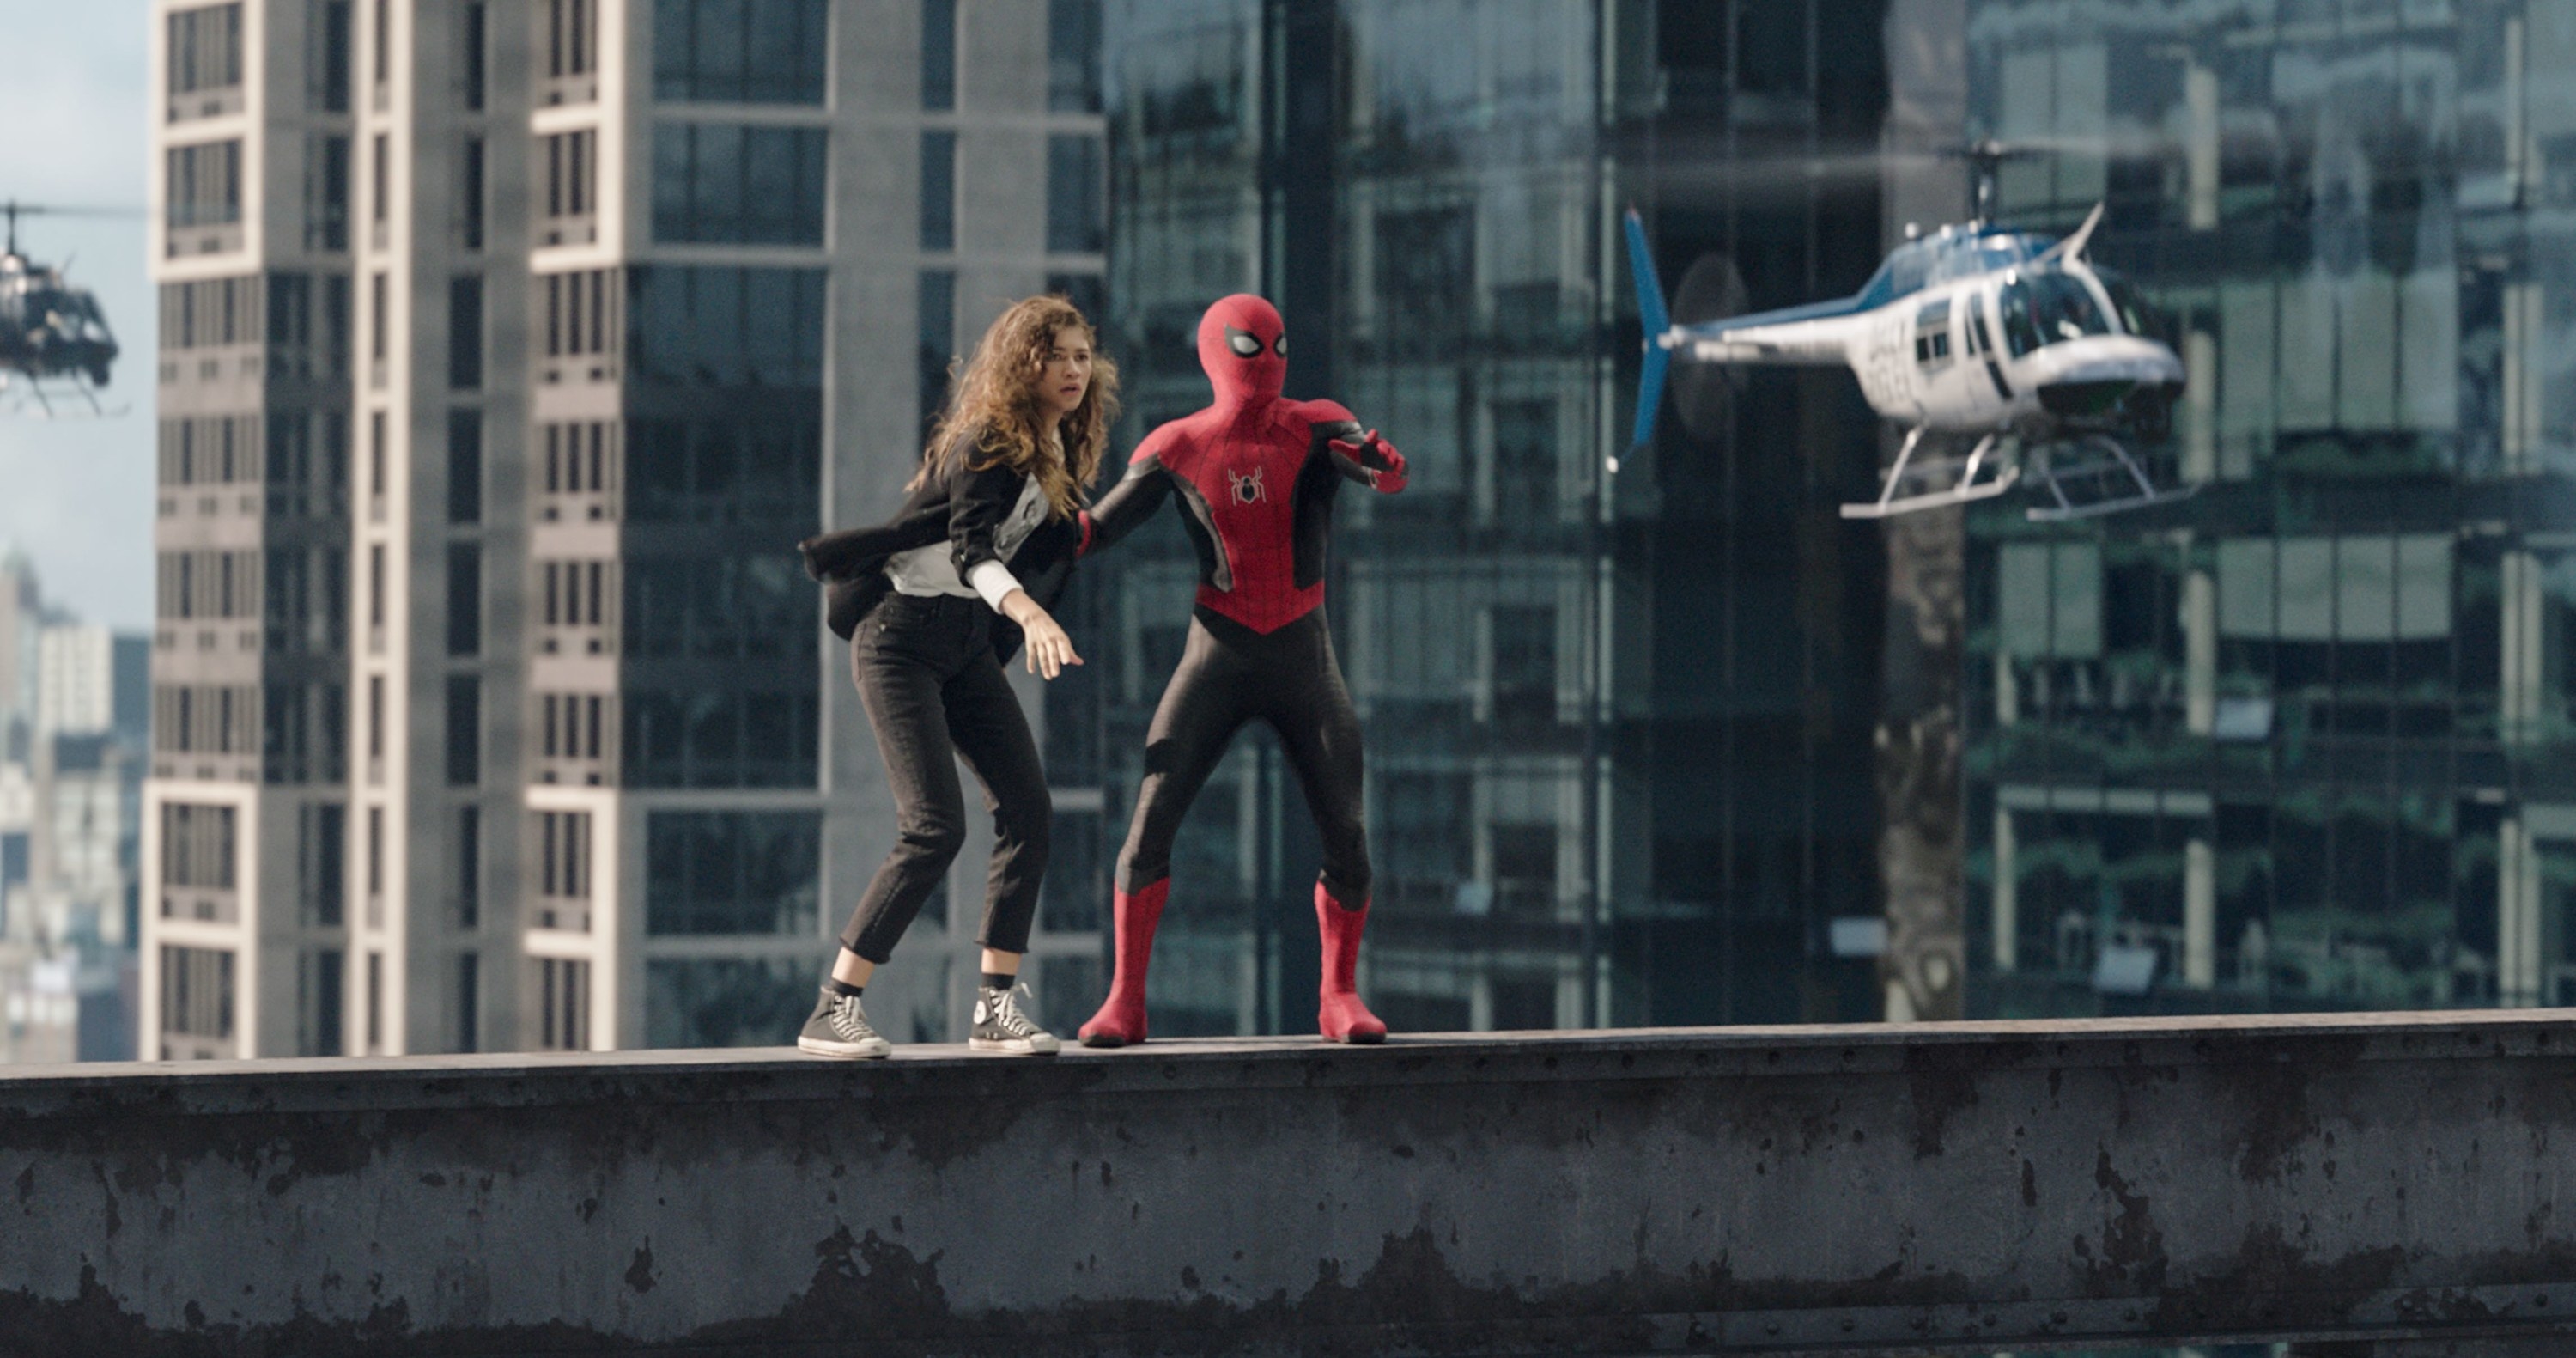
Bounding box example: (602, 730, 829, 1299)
(1197, 293, 1288, 405)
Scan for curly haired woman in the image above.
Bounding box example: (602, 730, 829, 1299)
(792, 295, 1117, 1057)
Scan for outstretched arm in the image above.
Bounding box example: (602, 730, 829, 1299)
(1078, 439, 1176, 557)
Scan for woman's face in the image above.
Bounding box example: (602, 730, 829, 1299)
(1038, 324, 1093, 421)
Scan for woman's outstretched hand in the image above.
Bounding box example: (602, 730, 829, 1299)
(1000, 590, 1084, 679)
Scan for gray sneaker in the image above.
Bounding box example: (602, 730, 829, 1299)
(969, 983, 1060, 1055)
(797, 988, 891, 1059)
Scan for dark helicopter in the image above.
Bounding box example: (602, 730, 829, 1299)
(1, 202, 123, 416)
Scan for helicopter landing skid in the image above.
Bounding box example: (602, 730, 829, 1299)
(0, 372, 125, 420)
(1841, 429, 2019, 520)
(2025, 434, 2200, 522)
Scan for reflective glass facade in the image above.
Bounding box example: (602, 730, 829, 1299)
(1084, 1, 1896, 1033)
(1965, 1, 2576, 1016)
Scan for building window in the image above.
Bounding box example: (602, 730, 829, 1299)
(621, 551, 804, 660)
(447, 541, 483, 654)
(455, 952, 480, 1052)
(306, 134, 351, 251)
(535, 957, 590, 1050)
(160, 946, 237, 1044)
(919, 130, 956, 252)
(542, 130, 597, 219)
(651, 124, 828, 246)
(462, 3, 487, 109)
(624, 419, 816, 527)
(626, 265, 826, 388)
(454, 807, 483, 930)
(645, 811, 822, 935)
(370, 0, 388, 85)
(301, 948, 343, 1057)
(449, 275, 483, 389)
(1046, 134, 1104, 253)
(313, 0, 352, 112)
(366, 804, 383, 896)
(548, 0, 597, 79)
(537, 811, 592, 901)
(540, 269, 618, 359)
(460, 137, 485, 248)
(367, 671, 384, 761)
(622, 688, 818, 789)
(371, 132, 389, 222)
(538, 692, 607, 762)
(540, 560, 611, 630)
(920, 0, 955, 110)
(368, 271, 386, 362)
(160, 803, 240, 889)
(301, 802, 345, 926)
(447, 411, 483, 522)
(1047, 0, 1100, 112)
(645, 959, 812, 1049)
(653, 0, 829, 105)
(1375, 208, 1474, 352)
(919, 270, 955, 431)
(365, 950, 383, 1051)
(445, 676, 480, 785)
(168, 3, 246, 96)
(165, 141, 243, 228)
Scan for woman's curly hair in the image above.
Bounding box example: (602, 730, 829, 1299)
(913, 294, 1120, 519)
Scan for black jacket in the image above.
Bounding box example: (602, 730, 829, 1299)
(798, 438, 1083, 660)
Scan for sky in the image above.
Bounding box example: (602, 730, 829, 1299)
(0, 2, 155, 630)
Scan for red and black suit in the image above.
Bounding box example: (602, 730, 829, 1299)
(1075, 293, 1407, 1046)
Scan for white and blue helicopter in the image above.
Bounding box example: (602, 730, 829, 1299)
(1623, 180, 2195, 521)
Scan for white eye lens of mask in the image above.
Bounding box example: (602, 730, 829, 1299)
(1273, 334, 1288, 356)
(1229, 333, 1261, 356)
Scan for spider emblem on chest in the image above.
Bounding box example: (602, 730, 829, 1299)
(1226, 466, 1267, 505)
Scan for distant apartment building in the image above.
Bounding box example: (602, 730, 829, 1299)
(0, 563, 147, 1063)
(142, 0, 1107, 1058)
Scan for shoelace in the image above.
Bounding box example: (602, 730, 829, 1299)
(829, 996, 875, 1041)
(982, 983, 1042, 1038)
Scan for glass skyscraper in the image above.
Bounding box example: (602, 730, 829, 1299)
(1964, 0, 2576, 1018)
(1080, 1, 1898, 1034)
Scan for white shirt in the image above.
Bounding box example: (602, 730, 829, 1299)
(883, 472, 1048, 610)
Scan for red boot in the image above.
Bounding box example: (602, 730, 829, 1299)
(1078, 880, 1168, 1047)
(1315, 882, 1387, 1044)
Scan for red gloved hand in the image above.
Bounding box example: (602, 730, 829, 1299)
(1329, 429, 1408, 492)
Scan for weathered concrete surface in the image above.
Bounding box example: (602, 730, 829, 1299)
(4, 1012, 2576, 1356)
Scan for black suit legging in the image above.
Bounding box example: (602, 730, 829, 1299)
(1116, 606, 1370, 901)
(839, 593, 1048, 963)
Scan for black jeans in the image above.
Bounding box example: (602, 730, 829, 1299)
(1116, 606, 1370, 899)
(841, 594, 1049, 963)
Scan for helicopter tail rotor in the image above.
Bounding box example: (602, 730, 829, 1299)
(1619, 207, 1672, 464)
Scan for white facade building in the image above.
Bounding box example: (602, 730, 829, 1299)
(143, 0, 1108, 1057)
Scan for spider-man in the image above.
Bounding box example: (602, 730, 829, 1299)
(1075, 293, 1407, 1046)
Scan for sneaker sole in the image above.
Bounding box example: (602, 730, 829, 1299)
(798, 1036, 890, 1059)
(969, 1037, 1060, 1055)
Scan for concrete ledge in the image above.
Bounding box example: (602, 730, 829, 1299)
(5, 1010, 2576, 1355)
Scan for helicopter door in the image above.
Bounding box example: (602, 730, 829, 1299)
(1965, 289, 2012, 402)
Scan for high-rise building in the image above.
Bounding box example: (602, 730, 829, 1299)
(36, 624, 118, 736)
(141, 0, 1106, 1058)
(1085, 1, 1898, 1035)
(1960, 2, 2576, 1020)
(0, 563, 146, 1063)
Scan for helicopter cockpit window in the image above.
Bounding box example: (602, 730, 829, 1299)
(1996, 271, 2109, 358)
(2090, 268, 2167, 344)
(1859, 241, 1933, 309)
